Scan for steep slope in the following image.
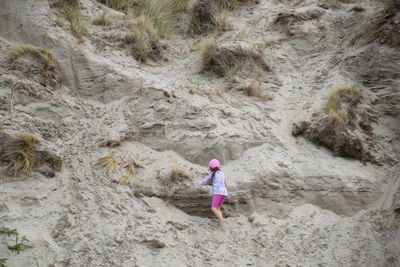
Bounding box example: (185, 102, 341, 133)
(0, 0, 399, 266)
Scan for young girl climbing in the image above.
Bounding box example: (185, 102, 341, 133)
(198, 159, 228, 227)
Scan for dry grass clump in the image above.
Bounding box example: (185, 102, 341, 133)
(351, 0, 400, 47)
(187, 0, 259, 34)
(213, 7, 229, 33)
(375, 95, 400, 118)
(97, 0, 133, 10)
(122, 15, 164, 61)
(292, 84, 377, 163)
(98, 0, 190, 34)
(231, 79, 272, 101)
(159, 160, 191, 203)
(274, 10, 323, 25)
(0, 131, 62, 177)
(323, 84, 362, 113)
(97, 151, 143, 184)
(93, 12, 111, 26)
(51, 0, 88, 39)
(8, 44, 63, 88)
(199, 40, 269, 80)
(188, 0, 230, 34)
(169, 160, 190, 182)
(100, 126, 140, 148)
(98, 151, 118, 177)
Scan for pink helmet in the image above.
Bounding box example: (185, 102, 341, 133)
(208, 159, 220, 169)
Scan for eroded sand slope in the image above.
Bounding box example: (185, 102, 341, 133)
(0, 0, 399, 266)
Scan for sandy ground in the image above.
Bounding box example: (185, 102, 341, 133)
(0, 0, 399, 266)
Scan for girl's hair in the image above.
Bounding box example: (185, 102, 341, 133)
(208, 167, 220, 185)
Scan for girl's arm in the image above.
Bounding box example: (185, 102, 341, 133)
(198, 173, 211, 186)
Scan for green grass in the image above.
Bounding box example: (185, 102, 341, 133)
(53, 0, 88, 39)
(122, 15, 162, 61)
(8, 242, 24, 254)
(0, 227, 26, 254)
(99, 0, 190, 34)
(0, 227, 18, 237)
(0, 258, 7, 267)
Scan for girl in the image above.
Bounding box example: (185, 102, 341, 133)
(198, 159, 228, 227)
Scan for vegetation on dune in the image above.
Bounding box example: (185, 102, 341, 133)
(97, 151, 143, 184)
(8, 44, 63, 88)
(292, 84, 377, 163)
(159, 160, 191, 203)
(0, 131, 62, 177)
(0, 258, 7, 267)
(169, 160, 190, 183)
(274, 10, 323, 25)
(122, 15, 164, 61)
(351, 0, 400, 47)
(98, 0, 190, 34)
(188, 0, 235, 35)
(0, 227, 27, 254)
(231, 79, 272, 101)
(51, 0, 88, 39)
(93, 12, 111, 26)
(199, 39, 269, 81)
(323, 84, 363, 114)
(98, 151, 118, 177)
(100, 125, 140, 148)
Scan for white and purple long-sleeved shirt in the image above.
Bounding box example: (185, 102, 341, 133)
(198, 170, 228, 196)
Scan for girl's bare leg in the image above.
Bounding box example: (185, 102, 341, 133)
(211, 207, 224, 223)
(217, 208, 224, 221)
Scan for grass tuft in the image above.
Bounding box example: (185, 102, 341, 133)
(97, 0, 133, 10)
(52, 0, 88, 39)
(0, 131, 62, 177)
(159, 160, 191, 203)
(99, 0, 190, 34)
(232, 79, 272, 101)
(1, 133, 39, 176)
(323, 84, 362, 114)
(122, 15, 163, 61)
(93, 12, 111, 26)
(0, 227, 18, 237)
(8, 44, 63, 88)
(292, 84, 377, 163)
(199, 40, 269, 81)
(213, 7, 229, 33)
(98, 151, 143, 184)
(169, 160, 190, 182)
(0, 227, 27, 254)
(100, 125, 140, 147)
(98, 152, 118, 177)
(188, 0, 227, 35)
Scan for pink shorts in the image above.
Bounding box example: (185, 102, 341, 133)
(211, 195, 226, 208)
